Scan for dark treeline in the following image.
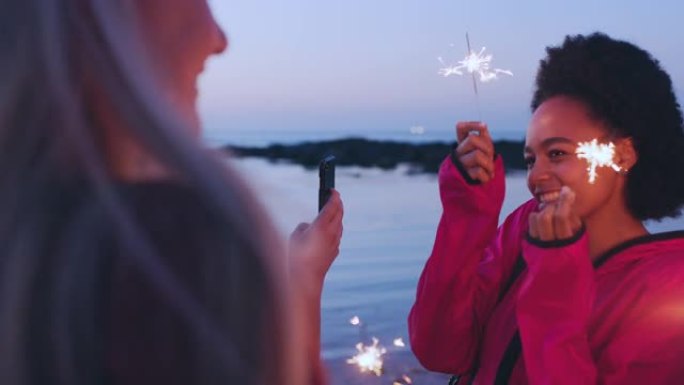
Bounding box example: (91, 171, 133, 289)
(225, 137, 526, 174)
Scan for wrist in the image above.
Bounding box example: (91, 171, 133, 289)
(289, 265, 325, 297)
(525, 225, 586, 248)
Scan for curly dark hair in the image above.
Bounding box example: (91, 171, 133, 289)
(531, 32, 684, 221)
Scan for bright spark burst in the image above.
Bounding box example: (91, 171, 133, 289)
(576, 139, 622, 184)
(346, 337, 387, 376)
(393, 375, 414, 385)
(393, 338, 406, 347)
(350, 316, 361, 326)
(438, 46, 513, 83)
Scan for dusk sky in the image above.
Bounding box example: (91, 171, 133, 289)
(199, 0, 684, 144)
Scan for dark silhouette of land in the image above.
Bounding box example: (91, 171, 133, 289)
(225, 137, 525, 174)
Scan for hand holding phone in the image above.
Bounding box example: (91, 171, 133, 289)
(318, 155, 335, 212)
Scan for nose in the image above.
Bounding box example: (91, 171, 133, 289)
(527, 158, 551, 189)
(213, 25, 228, 55)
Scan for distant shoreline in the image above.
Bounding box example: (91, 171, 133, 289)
(224, 137, 526, 174)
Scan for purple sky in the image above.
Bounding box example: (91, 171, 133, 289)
(199, 0, 684, 144)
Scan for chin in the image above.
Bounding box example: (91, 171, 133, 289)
(187, 113, 202, 138)
(177, 98, 202, 138)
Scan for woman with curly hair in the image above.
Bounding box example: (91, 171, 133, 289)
(409, 32, 684, 384)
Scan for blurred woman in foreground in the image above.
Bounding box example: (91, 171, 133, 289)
(0, 1, 342, 384)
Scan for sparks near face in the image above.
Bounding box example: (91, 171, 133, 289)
(575, 139, 623, 184)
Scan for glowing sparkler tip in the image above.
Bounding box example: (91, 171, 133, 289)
(438, 44, 512, 83)
(346, 337, 387, 376)
(349, 316, 360, 326)
(392, 374, 414, 385)
(393, 338, 406, 347)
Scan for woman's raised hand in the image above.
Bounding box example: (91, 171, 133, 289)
(455, 121, 496, 183)
(528, 186, 583, 241)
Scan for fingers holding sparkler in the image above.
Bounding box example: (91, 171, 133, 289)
(456, 127, 494, 159)
(456, 122, 495, 182)
(456, 121, 492, 143)
(460, 153, 495, 183)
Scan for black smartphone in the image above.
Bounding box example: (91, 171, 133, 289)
(318, 155, 336, 212)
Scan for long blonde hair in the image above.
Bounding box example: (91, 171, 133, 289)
(0, 1, 299, 383)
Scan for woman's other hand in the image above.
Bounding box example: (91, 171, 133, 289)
(528, 186, 583, 241)
(287, 190, 343, 383)
(289, 189, 344, 286)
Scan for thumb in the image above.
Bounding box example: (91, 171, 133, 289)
(290, 222, 310, 240)
(558, 186, 576, 207)
(555, 186, 575, 215)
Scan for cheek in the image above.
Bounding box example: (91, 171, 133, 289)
(567, 165, 620, 216)
(526, 172, 533, 195)
(554, 156, 588, 185)
(553, 159, 594, 212)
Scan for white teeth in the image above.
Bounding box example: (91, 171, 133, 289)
(539, 192, 560, 203)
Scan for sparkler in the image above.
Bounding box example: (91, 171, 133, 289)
(576, 139, 622, 184)
(438, 33, 511, 122)
(346, 316, 412, 379)
(438, 33, 513, 96)
(393, 374, 414, 385)
(347, 316, 386, 375)
(346, 337, 387, 376)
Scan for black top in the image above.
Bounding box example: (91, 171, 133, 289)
(25, 181, 270, 385)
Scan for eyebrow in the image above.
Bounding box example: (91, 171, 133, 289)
(524, 136, 576, 153)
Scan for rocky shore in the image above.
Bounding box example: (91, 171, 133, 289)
(225, 137, 526, 174)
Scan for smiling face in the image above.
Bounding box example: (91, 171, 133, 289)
(524, 96, 635, 221)
(133, 0, 228, 134)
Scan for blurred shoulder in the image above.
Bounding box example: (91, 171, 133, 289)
(117, 181, 220, 221)
(113, 181, 241, 243)
(113, 181, 236, 261)
(53, 180, 235, 263)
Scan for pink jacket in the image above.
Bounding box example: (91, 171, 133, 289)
(408, 155, 684, 385)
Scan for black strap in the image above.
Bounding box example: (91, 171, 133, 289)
(493, 331, 522, 384)
(497, 256, 527, 304)
(492, 257, 527, 385)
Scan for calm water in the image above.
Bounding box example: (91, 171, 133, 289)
(230, 157, 684, 383)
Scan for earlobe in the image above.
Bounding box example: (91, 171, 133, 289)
(617, 138, 638, 172)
